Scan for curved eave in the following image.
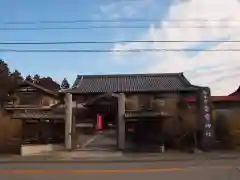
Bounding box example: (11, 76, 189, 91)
(229, 86, 240, 96)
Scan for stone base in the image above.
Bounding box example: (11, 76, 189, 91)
(21, 144, 64, 156)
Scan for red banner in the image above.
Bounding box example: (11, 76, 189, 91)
(96, 114, 103, 130)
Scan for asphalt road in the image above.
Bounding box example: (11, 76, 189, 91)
(0, 159, 239, 180)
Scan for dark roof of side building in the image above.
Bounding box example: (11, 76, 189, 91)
(16, 80, 59, 97)
(229, 86, 240, 96)
(185, 85, 240, 103)
(62, 73, 199, 94)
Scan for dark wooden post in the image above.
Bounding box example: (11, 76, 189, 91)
(65, 93, 73, 150)
(197, 87, 215, 151)
(117, 93, 126, 150)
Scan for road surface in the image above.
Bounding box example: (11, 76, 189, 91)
(0, 159, 239, 180)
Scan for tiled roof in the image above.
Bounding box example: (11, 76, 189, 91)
(64, 73, 198, 94)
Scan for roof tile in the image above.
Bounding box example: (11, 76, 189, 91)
(67, 73, 197, 94)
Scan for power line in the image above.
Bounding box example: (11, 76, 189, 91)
(1, 25, 240, 31)
(0, 40, 239, 45)
(3, 18, 240, 24)
(0, 49, 239, 53)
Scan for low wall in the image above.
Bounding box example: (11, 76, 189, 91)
(0, 110, 22, 154)
(21, 144, 64, 156)
(215, 108, 240, 148)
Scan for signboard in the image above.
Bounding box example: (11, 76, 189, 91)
(198, 87, 215, 150)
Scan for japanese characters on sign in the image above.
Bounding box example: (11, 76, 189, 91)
(202, 89, 213, 137)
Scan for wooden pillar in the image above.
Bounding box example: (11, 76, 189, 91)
(197, 87, 215, 151)
(71, 112, 76, 149)
(65, 93, 73, 150)
(117, 93, 126, 150)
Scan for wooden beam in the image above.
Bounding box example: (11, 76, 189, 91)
(11, 114, 64, 119)
(10, 109, 64, 119)
(117, 93, 126, 150)
(65, 93, 73, 150)
(5, 105, 52, 110)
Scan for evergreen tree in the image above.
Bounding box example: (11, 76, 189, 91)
(10, 70, 23, 89)
(11, 70, 23, 82)
(33, 74, 40, 84)
(25, 75, 33, 82)
(61, 78, 70, 89)
(0, 60, 21, 104)
(0, 59, 10, 103)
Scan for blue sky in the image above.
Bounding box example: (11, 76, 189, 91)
(0, 0, 172, 84)
(2, 0, 238, 96)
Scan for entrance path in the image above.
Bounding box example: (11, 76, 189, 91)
(77, 130, 117, 151)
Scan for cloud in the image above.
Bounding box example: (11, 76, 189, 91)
(100, 0, 153, 19)
(111, 0, 240, 96)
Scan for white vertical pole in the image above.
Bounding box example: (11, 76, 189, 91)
(118, 93, 126, 150)
(65, 93, 72, 150)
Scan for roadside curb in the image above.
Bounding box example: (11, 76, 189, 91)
(0, 154, 239, 164)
